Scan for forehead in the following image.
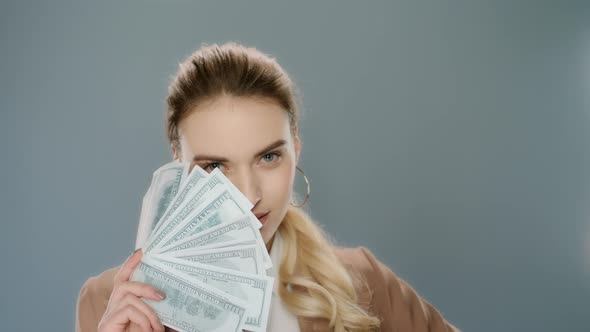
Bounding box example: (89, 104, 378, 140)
(177, 95, 292, 156)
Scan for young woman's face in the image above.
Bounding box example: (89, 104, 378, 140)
(174, 95, 300, 249)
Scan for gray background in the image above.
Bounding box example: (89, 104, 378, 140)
(1, 0, 589, 331)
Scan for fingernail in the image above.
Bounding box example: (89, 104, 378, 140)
(126, 248, 141, 260)
(155, 290, 165, 300)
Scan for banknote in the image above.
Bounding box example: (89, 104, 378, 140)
(145, 179, 225, 252)
(153, 254, 274, 332)
(135, 184, 154, 249)
(207, 168, 255, 212)
(131, 256, 248, 332)
(148, 188, 255, 253)
(135, 161, 190, 249)
(155, 214, 259, 253)
(134, 161, 275, 331)
(147, 163, 210, 244)
(145, 165, 259, 253)
(155, 214, 272, 270)
(148, 167, 254, 240)
(169, 244, 265, 275)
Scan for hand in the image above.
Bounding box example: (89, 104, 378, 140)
(97, 249, 166, 332)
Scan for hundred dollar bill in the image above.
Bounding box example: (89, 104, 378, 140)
(169, 244, 265, 275)
(145, 176, 223, 253)
(147, 163, 210, 243)
(130, 256, 247, 332)
(135, 184, 154, 249)
(148, 188, 258, 253)
(208, 168, 255, 212)
(135, 161, 190, 249)
(156, 214, 258, 253)
(149, 167, 253, 240)
(145, 166, 257, 253)
(155, 214, 272, 270)
(153, 255, 274, 332)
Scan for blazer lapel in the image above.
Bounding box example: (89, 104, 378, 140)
(294, 282, 372, 331)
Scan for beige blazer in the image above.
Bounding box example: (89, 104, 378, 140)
(76, 247, 460, 331)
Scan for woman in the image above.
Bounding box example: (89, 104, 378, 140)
(76, 42, 459, 332)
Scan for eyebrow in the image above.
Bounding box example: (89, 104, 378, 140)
(192, 139, 287, 163)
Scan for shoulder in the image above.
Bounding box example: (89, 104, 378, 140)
(79, 265, 120, 300)
(332, 246, 392, 312)
(332, 246, 394, 303)
(333, 246, 460, 332)
(333, 246, 383, 281)
(75, 266, 120, 332)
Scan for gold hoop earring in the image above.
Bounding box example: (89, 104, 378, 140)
(291, 165, 311, 207)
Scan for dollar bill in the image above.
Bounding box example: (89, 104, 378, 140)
(208, 168, 255, 212)
(155, 214, 272, 270)
(135, 161, 190, 249)
(155, 214, 258, 252)
(130, 256, 247, 332)
(135, 183, 154, 249)
(169, 244, 265, 275)
(145, 178, 225, 252)
(134, 161, 275, 331)
(147, 163, 210, 244)
(153, 254, 274, 332)
(148, 188, 255, 253)
(149, 167, 254, 239)
(145, 165, 258, 253)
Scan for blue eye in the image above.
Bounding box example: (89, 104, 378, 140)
(205, 162, 223, 171)
(262, 152, 281, 163)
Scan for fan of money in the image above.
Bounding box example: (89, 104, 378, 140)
(131, 161, 274, 332)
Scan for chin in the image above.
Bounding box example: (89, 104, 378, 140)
(259, 224, 276, 244)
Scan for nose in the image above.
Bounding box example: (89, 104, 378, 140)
(229, 168, 262, 207)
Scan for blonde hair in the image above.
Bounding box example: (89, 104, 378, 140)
(278, 207, 381, 331)
(165, 41, 380, 331)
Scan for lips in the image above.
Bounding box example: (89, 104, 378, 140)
(254, 211, 270, 224)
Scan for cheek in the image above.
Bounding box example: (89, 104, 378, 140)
(262, 165, 294, 204)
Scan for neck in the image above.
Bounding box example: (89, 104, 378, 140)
(265, 234, 275, 253)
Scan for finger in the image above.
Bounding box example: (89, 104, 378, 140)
(110, 281, 165, 304)
(112, 305, 152, 332)
(99, 304, 152, 332)
(128, 322, 146, 332)
(114, 249, 143, 285)
(112, 294, 164, 332)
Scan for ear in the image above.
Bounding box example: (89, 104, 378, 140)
(171, 144, 180, 161)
